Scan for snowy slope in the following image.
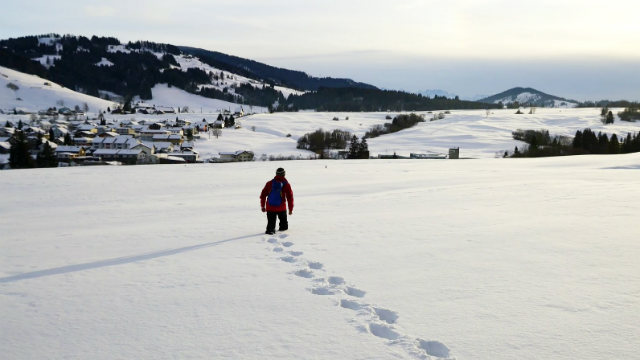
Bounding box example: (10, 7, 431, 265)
(0, 66, 117, 113)
(146, 84, 268, 114)
(184, 108, 640, 159)
(1, 155, 639, 359)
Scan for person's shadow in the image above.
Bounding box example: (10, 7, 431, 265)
(0, 233, 262, 284)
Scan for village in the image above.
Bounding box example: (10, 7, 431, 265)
(0, 104, 256, 169)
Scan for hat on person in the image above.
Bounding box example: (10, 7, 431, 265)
(276, 167, 285, 176)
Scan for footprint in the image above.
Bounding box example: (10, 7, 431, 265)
(267, 238, 278, 244)
(311, 287, 335, 295)
(340, 299, 363, 310)
(280, 256, 296, 263)
(279, 234, 289, 239)
(417, 339, 450, 358)
(273, 247, 283, 253)
(294, 269, 313, 278)
(345, 286, 366, 298)
(308, 261, 323, 270)
(282, 241, 294, 247)
(328, 276, 345, 285)
(289, 251, 304, 257)
(369, 323, 399, 340)
(374, 308, 398, 324)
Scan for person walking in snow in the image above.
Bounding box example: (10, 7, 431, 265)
(260, 167, 294, 235)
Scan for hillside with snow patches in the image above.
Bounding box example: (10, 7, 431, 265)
(0, 64, 268, 115)
(478, 87, 579, 108)
(0, 65, 117, 113)
(2, 34, 306, 109)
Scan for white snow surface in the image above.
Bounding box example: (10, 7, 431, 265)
(31, 55, 61, 69)
(147, 84, 268, 114)
(190, 108, 640, 159)
(1, 156, 639, 359)
(0, 66, 117, 113)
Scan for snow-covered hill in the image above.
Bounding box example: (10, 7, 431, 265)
(146, 84, 268, 114)
(1, 155, 639, 359)
(0, 65, 117, 113)
(169, 108, 640, 160)
(479, 87, 579, 108)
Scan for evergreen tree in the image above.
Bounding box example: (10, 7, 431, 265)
(9, 131, 33, 169)
(358, 138, 369, 159)
(609, 134, 620, 154)
(606, 111, 614, 124)
(64, 133, 73, 145)
(225, 115, 235, 128)
(48, 128, 55, 141)
(597, 132, 610, 154)
(36, 142, 57, 167)
(348, 135, 359, 159)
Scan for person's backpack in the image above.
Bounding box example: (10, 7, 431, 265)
(267, 179, 287, 207)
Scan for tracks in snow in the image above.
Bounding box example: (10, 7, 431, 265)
(263, 233, 453, 360)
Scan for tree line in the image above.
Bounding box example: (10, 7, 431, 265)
(364, 113, 426, 138)
(511, 128, 640, 157)
(284, 87, 498, 112)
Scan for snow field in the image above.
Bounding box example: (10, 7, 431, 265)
(1, 155, 640, 359)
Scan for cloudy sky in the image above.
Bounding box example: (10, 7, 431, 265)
(2, 0, 639, 100)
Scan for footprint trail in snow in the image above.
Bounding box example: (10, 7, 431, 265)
(263, 233, 453, 360)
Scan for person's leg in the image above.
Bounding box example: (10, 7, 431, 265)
(266, 212, 277, 234)
(277, 211, 288, 231)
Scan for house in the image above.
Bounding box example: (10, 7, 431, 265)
(0, 155, 8, 169)
(0, 140, 11, 154)
(168, 150, 199, 163)
(92, 149, 119, 161)
(152, 142, 174, 153)
(134, 103, 155, 114)
(180, 141, 194, 151)
(58, 107, 73, 115)
(152, 134, 182, 145)
(55, 146, 86, 161)
(117, 149, 149, 165)
(75, 124, 97, 134)
(96, 131, 119, 138)
(0, 127, 15, 137)
(155, 106, 176, 114)
(212, 119, 225, 129)
(115, 127, 136, 136)
(73, 137, 93, 147)
(410, 152, 446, 159)
(92, 135, 138, 150)
(218, 150, 254, 162)
(140, 129, 171, 141)
(50, 125, 69, 138)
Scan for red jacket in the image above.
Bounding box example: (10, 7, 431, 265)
(260, 175, 294, 212)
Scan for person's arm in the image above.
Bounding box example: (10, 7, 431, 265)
(286, 183, 294, 215)
(260, 182, 270, 212)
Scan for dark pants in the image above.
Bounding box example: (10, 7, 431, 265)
(266, 211, 288, 233)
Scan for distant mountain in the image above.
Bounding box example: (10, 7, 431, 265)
(179, 46, 377, 91)
(479, 87, 578, 108)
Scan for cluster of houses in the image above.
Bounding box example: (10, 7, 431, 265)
(0, 111, 255, 168)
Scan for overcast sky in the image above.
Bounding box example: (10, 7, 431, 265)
(2, 0, 639, 100)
